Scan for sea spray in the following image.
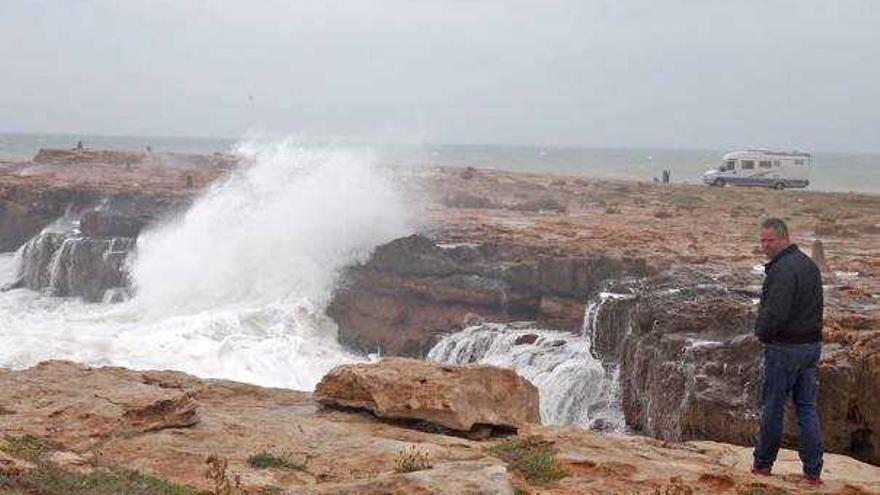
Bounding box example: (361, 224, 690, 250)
(132, 140, 411, 313)
(0, 141, 413, 390)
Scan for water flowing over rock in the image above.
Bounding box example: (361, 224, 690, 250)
(315, 357, 540, 433)
(428, 322, 624, 432)
(18, 231, 134, 301)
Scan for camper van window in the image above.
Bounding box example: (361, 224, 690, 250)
(724, 160, 736, 171)
(741, 160, 755, 170)
(759, 161, 772, 168)
(795, 159, 804, 165)
(773, 160, 780, 167)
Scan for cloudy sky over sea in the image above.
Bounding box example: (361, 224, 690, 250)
(1, 1, 878, 151)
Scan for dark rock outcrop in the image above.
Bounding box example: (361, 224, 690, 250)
(587, 271, 880, 465)
(18, 232, 134, 302)
(327, 234, 652, 357)
(0, 186, 190, 252)
(1, 148, 233, 251)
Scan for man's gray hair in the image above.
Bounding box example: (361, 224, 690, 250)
(762, 217, 789, 239)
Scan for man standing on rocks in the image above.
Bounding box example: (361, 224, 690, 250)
(752, 218, 824, 484)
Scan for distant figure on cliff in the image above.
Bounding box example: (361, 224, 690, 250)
(752, 218, 824, 485)
(76, 140, 83, 150)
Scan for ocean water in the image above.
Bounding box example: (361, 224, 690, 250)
(2, 133, 877, 194)
(0, 140, 413, 390)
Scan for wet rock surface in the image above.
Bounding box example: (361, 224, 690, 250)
(588, 270, 880, 465)
(17, 232, 134, 301)
(327, 234, 650, 357)
(315, 357, 540, 432)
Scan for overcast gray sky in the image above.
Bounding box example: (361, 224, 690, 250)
(1, 0, 878, 151)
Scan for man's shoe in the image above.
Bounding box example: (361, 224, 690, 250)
(751, 466, 772, 476)
(804, 474, 823, 485)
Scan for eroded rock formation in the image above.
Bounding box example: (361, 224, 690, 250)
(0, 150, 228, 251)
(17, 232, 134, 301)
(316, 357, 540, 433)
(327, 234, 651, 356)
(588, 271, 880, 465)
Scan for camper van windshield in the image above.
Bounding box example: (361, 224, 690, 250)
(722, 160, 735, 171)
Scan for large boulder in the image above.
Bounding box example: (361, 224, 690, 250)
(315, 358, 541, 432)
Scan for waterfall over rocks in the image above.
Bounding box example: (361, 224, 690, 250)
(18, 231, 134, 302)
(428, 312, 626, 431)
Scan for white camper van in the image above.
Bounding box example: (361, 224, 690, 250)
(702, 150, 811, 189)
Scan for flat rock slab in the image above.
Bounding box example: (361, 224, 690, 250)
(315, 358, 540, 432)
(0, 361, 198, 444)
(299, 461, 513, 495)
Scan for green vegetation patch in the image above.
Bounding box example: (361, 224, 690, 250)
(736, 485, 791, 495)
(487, 436, 569, 485)
(0, 435, 60, 462)
(0, 464, 197, 495)
(246, 451, 307, 471)
(668, 193, 707, 210)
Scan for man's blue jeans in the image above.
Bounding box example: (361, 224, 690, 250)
(753, 342, 823, 477)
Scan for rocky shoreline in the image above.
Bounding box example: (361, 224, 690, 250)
(1, 360, 878, 494)
(2, 149, 879, 492)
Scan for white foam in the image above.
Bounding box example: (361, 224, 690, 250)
(0, 139, 414, 391)
(429, 323, 625, 431)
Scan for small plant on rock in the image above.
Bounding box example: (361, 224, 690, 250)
(204, 455, 242, 495)
(487, 436, 569, 485)
(0, 463, 199, 495)
(647, 478, 695, 495)
(736, 486, 791, 495)
(0, 435, 59, 461)
(393, 445, 432, 473)
(247, 450, 308, 471)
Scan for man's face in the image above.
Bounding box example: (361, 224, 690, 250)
(760, 227, 789, 259)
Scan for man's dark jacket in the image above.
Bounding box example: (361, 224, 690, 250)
(755, 244, 823, 344)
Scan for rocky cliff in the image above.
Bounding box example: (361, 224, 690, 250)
(585, 271, 880, 465)
(327, 234, 651, 357)
(0, 149, 229, 251)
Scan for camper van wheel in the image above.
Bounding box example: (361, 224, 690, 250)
(712, 179, 724, 187)
(773, 182, 785, 190)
